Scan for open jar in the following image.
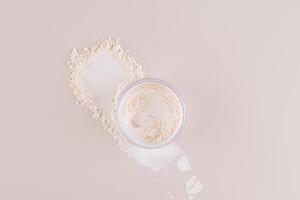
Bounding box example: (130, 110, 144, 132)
(116, 78, 186, 148)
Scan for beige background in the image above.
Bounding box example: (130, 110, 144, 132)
(0, 0, 300, 199)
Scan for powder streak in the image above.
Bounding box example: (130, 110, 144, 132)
(67, 38, 203, 200)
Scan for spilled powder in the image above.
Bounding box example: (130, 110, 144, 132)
(117, 81, 184, 147)
(68, 39, 203, 200)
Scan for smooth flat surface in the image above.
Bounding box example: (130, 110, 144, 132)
(0, 0, 299, 199)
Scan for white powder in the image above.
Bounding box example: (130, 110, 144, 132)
(68, 39, 202, 200)
(117, 80, 184, 147)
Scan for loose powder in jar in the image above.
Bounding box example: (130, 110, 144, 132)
(116, 79, 185, 148)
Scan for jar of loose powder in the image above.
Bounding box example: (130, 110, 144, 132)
(116, 78, 185, 148)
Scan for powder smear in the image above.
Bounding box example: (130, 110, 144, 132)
(68, 38, 203, 200)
